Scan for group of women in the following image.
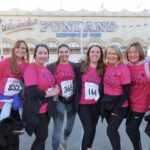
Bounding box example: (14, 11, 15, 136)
(0, 40, 149, 150)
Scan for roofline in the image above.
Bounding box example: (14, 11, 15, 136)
(0, 9, 150, 17)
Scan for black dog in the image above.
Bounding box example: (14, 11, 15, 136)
(0, 117, 24, 150)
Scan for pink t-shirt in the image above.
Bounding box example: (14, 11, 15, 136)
(55, 63, 75, 97)
(128, 62, 150, 112)
(104, 63, 131, 107)
(24, 63, 55, 114)
(80, 66, 101, 105)
(0, 58, 28, 109)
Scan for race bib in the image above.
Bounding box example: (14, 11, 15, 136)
(61, 80, 73, 98)
(85, 82, 100, 101)
(4, 78, 22, 96)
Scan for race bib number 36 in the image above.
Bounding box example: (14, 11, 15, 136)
(85, 82, 100, 101)
(4, 78, 22, 96)
(61, 80, 73, 98)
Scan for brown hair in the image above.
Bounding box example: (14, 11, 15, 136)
(81, 45, 105, 76)
(10, 40, 29, 74)
(126, 42, 145, 61)
(33, 44, 49, 59)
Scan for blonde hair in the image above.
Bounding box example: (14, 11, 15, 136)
(126, 42, 145, 61)
(10, 40, 29, 74)
(105, 44, 123, 66)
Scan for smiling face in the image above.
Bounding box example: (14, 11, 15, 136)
(106, 47, 119, 65)
(58, 46, 69, 63)
(127, 46, 140, 64)
(35, 46, 49, 65)
(89, 46, 101, 64)
(14, 43, 27, 60)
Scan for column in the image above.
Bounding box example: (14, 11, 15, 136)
(80, 21, 84, 59)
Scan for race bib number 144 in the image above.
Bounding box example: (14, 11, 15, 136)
(85, 82, 100, 101)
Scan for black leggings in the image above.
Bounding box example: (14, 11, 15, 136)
(106, 108, 127, 150)
(31, 113, 50, 150)
(126, 111, 145, 150)
(78, 104, 99, 150)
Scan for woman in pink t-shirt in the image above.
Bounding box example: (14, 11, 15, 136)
(126, 42, 150, 150)
(23, 44, 59, 150)
(0, 40, 29, 149)
(76, 45, 105, 150)
(102, 44, 131, 150)
(47, 44, 78, 150)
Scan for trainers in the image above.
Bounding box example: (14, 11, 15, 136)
(59, 140, 68, 150)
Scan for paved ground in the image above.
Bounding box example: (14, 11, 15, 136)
(20, 114, 150, 150)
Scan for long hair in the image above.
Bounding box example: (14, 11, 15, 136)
(81, 45, 105, 76)
(126, 42, 145, 61)
(10, 40, 29, 74)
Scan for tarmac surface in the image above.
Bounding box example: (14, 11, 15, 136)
(20, 114, 150, 150)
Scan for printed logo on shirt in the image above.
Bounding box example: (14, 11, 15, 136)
(55, 69, 75, 81)
(42, 72, 55, 86)
(131, 73, 145, 85)
(82, 72, 101, 84)
(104, 72, 119, 85)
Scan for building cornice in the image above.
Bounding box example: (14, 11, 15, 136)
(0, 8, 150, 17)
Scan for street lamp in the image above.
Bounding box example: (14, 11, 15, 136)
(80, 21, 85, 60)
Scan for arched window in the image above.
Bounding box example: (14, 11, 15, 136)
(46, 42, 58, 53)
(68, 42, 80, 53)
(3, 42, 12, 55)
(87, 41, 101, 47)
(85, 41, 102, 53)
(27, 42, 35, 52)
(108, 42, 124, 50)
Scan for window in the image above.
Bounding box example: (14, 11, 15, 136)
(46, 42, 58, 53)
(68, 42, 80, 53)
(3, 42, 12, 55)
(87, 41, 101, 47)
(27, 42, 35, 52)
(109, 42, 124, 50)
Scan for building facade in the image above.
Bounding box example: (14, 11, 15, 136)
(0, 9, 150, 58)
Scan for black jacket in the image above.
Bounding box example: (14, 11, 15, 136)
(47, 61, 78, 113)
(23, 85, 53, 136)
(75, 64, 104, 112)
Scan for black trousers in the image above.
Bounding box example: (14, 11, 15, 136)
(78, 104, 99, 150)
(126, 111, 145, 150)
(106, 108, 127, 150)
(31, 113, 50, 150)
